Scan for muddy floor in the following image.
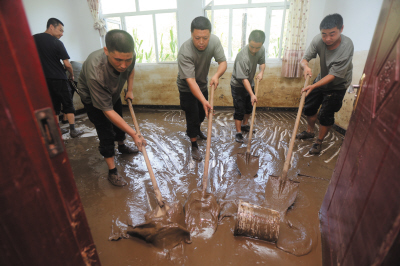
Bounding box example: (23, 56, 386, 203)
(63, 108, 343, 266)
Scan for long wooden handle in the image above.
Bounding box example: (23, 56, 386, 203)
(127, 98, 165, 208)
(281, 76, 310, 181)
(202, 84, 215, 195)
(246, 78, 259, 154)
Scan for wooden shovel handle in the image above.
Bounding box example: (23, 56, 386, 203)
(202, 84, 215, 195)
(281, 76, 310, 181)
(246, 78, 259, 154)
(126, 98, 165, 209)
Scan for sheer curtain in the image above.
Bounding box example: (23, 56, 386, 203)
(281, 0, 310, 78)
(87, 0, 107, 36)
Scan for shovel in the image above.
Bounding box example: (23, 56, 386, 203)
(125, 97, 190, 249)
(184, 84, 220, 238)
(127, 98, 168, 216)
(237, 78, 260, 177)
(264, 76, 310, 215)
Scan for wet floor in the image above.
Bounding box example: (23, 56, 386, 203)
(63, 108, 343, 266)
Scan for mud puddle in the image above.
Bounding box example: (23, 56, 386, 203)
(64, 108, 342, 265)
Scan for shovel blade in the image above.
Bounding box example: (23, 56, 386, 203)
(237, 152, 259, 177)
(127, 202, 190, 249)
(184, 189, 220, 238)
(264, 175, 299, 215)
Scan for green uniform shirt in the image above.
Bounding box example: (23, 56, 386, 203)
(303, 34, 353, 90)
(177, 34, 226, 92)
(230, 44, 265, 88)
(78, 49, 135, 111)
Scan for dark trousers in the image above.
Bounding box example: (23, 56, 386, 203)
(231, 85, 253, 121)
(179, 90, 208, 138)
(83, 98, 126, 158)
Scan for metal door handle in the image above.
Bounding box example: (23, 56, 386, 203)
(353, 73, 366, 111)
(35, 107, 64, 157)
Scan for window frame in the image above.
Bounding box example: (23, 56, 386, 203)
(100, 1, 179, 64)
(203, 0, 289, 62)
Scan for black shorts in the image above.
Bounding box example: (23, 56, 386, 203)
(303, 87, 346, 126)
(46, 79, 75, 115)
(61, 80, 76, 114)
(231, 85, 253, 121)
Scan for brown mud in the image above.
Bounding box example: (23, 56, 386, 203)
(64, 108, 343, 265)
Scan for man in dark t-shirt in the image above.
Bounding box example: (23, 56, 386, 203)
(33, 18, 83, 138)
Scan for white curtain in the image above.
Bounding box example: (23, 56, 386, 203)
(281, 0, 310, 78)
(87, 0, 107, 36)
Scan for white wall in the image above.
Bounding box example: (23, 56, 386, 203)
(305, 0, 327, 47)
(22, 0, 102, 61)
(324, 0, 383, 51)
(306, 0, 383, 52)
(177, 0, 204, 47)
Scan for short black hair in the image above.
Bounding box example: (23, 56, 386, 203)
(191, 16, 212, 33)
(105, 30, 135, 53)
(248, 30, 265, 44)
(320, 14, 343, 30)
(47, 18, 64, 29)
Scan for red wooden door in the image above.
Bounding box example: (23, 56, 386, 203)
(320, 0, 400, 265)
(0, 1, 100, 265)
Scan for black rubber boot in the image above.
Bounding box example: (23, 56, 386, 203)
(235, 133, 244, 143)
(296, 131, 315, 140)
(70, 129, 84, 138)
(241, 125, 255, 133)
(108, 171, 127, 187)
(198, 131, 207, 140)
(118, 144, 139, 154)
(191, 146, 202, 161)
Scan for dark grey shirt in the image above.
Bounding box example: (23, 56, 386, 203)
(177, 34, 226, 92)
(78, 49, 135, 111)
(230, 44, 265, 88)
(303, 34, 353, 90)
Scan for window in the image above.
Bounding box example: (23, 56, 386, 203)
(205, 0, 289, 61)
(105, 17, 121, 31)
(100, 0, 178, 63)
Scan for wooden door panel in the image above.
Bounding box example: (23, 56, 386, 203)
(0, 1, 100, 265)
(345, 134, 400, 266)
(374, 39, 400, 117)
(320, 1, 400, 265)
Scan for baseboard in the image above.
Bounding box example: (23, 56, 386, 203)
(121, 105, 298, 112)
(332, 124, 346, 136)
